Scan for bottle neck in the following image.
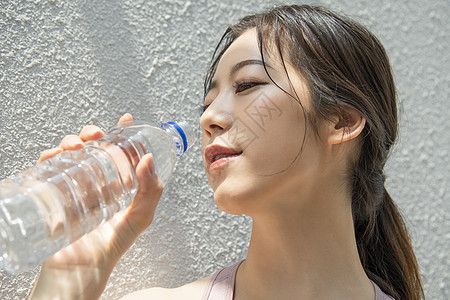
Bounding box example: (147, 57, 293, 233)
(160, 122, 190, 156)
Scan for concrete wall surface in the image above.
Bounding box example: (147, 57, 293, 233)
(0, 0, 448, 299)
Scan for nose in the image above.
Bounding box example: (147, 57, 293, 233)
(200, 102, 233, 138)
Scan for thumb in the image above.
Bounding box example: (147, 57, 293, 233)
(126, 153, 163, 234)
(107, 153, 163, 260)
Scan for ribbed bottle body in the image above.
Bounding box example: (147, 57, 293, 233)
(0, 121, 185, 273)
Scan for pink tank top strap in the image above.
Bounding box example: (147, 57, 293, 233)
(201, 260, 244, 300)
(372, 281, 396, 300)
(202, 259, 394, 300)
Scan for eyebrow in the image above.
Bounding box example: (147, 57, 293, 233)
(230, 59, 269, 76)
(207, 59, 272, 95)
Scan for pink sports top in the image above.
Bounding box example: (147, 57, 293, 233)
(202, 260, 395, 300)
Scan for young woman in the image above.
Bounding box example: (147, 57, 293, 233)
(30, 5, 424, 300)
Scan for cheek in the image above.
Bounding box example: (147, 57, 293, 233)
(245, 103, 307, 175)
(251, 134, 304, 175)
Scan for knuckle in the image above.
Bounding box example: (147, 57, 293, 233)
(80, 125, 103, 141)
(137, 177, 163, 197)
(60, 135, 83, 148)
(79, 125, 90, 135)
(155, 180, 164, 194)
(81, 125, 99, 133)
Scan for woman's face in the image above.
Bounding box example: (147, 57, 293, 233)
(200, 29, 328, 216)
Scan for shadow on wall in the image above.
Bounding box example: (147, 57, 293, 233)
(77, 0, 203, 293)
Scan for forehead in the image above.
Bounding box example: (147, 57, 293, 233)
(215, 29, 262, 73)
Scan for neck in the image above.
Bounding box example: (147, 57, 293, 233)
(235, 187, 374, 299)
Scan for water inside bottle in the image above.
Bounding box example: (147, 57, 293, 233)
(0, 138, 142, 272)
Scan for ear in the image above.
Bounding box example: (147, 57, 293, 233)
(328, 107, 366, 145)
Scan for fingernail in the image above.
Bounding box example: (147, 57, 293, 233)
(87, 127, 103, 135)
(147, 153, 156, 175)
(65, 136, 84, 149)
(119, 113, 133, 124)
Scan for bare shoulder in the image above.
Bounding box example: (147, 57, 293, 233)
(120, 275, 212, 300)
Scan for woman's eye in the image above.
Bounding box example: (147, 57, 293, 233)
(233, 81, 264, 93)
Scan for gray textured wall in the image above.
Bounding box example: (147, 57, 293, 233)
(0, 0, 448, 299)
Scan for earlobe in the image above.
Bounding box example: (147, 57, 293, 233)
(328, 108, 366, 145)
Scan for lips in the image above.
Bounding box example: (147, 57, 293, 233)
(204, 144, 242, 171)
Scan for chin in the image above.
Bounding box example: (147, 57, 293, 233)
(213, 189, 240, 215)
(212, 181, 261, 216)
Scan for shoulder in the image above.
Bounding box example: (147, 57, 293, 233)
(120, 275, 212, 300)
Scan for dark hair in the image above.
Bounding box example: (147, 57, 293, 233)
(204, 5, 423, 299)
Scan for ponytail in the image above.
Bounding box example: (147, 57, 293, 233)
(354, 176, 424, 299)
(351, 132, 423, 299)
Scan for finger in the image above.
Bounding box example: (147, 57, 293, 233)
(59, 135, 84, 151)
(118, 113, 133, 125)
(126, 153, 163, 232)
(95, 153, 162, 264)
(135, 153, 161, 195)
(79, 125, 104, 142)
(37, 147, 64, 164)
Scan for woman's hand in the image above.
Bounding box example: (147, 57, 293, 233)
(30, 114, 163, 300)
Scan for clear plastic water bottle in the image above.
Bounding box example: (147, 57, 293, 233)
(0, 120, 195, 274)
